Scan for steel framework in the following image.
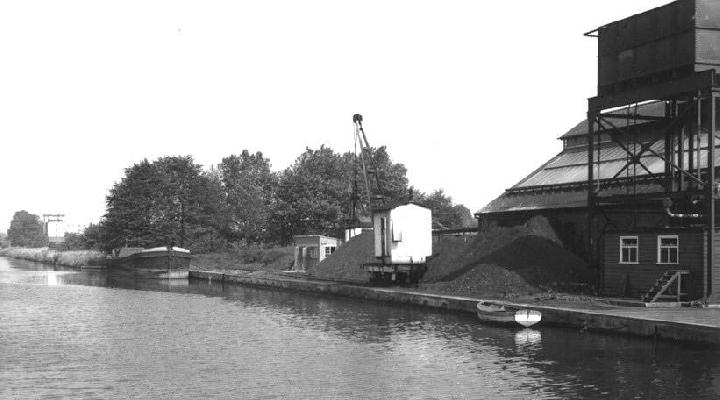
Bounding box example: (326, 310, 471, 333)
(587, 70, 720, 301)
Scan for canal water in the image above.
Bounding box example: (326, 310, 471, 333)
(1, 257, 720, 399)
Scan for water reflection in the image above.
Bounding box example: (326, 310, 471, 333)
(514, 328, 542, 348)
(2, 256, 720, 399)
(45, 271, 61, 286)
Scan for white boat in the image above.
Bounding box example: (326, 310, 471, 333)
(514, 309, 542, 328)
(476, 301, 542, 328)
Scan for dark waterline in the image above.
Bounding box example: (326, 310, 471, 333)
(1, 257, 719, 399)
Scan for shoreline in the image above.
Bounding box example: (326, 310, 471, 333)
(0, 247, 107, 268)
(189, 269, 720, 346)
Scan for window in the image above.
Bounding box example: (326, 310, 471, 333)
(324, 246, 336, 256)
(657, 235, 679, 264)
(307, 247, 318, 258)
(392, 222, 403, 242)
(620, 236, 638, 264)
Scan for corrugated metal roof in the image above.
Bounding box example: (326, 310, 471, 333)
(480, 188, 587, 213)
(480, 132, 711, 215)
(514, 136, 706, 189)
(480, 181, 663, 214)
(559, 101, 667, 139)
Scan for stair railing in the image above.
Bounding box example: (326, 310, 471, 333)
(642, 270, 690, 303)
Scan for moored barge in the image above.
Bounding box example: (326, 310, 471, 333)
(108, 246, 191, 279)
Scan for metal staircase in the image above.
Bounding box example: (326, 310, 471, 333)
(641, 270, 690, 303)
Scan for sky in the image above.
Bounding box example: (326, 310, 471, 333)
(0, 0, 673, 233)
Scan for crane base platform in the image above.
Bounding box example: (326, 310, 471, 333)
(362, 263, 427, 285)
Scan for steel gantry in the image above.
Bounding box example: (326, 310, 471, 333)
(587, 70, 720, 300)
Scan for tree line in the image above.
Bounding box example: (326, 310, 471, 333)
(6, 146, 475, 253)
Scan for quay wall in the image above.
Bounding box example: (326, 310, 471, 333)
(191, 270, 478, 313)
(190, 270, 720, 345)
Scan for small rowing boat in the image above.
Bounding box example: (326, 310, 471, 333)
(476, 301, 516, 324)
(476, 301, 542, 328)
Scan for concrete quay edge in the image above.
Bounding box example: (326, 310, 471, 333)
(189, 270, 720, 345)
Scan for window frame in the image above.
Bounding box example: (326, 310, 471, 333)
(324, 246, 336, 256)
(657, 235, 679, 265)
(307, 247, 318, 259)
(391, 222, 403, 242)
(619, 235, 639, 264)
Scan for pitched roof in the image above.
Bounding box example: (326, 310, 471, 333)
(480, 180, 663, 214)
(372, 201, 430, 212)
(480, 114, 711, 215)
(558, 101, 667, 139)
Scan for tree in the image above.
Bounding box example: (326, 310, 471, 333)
(7, 210, 47, 247)
(101, 159, 162, 251)
(340, 145, 409, 220)
(61, 223, 103, 250)
(101, 156, 226, 253)
(219, 150, 277, 244)
(153, 156, 208, 247)
(269, 145, 410, 244)
(189, 167, 232, 252)
(271, 146, 347, 244)
(81, 223, 104, 250)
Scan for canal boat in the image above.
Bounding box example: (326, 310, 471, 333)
(475, 301, 541, 328)
(108, 246, 191, 279)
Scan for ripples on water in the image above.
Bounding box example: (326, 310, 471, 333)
(1, 257, 720, 399)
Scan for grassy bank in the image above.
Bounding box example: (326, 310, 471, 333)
(0, 247, 107, 267)
(190, 246, 295, 273)
(0, 245, 295, 271)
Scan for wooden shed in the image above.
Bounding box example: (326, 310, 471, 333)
(292, 235, 343, 272)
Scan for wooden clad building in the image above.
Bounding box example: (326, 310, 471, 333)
(603, 229, 704, 299)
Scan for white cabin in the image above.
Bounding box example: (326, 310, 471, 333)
(292, 235, 343, 271)
(372, 203, 432, 265)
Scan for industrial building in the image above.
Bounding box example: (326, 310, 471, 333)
(478, 0, 720, 303)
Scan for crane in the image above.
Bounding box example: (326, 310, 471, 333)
(348, 113, 386, 226)
(348, 114, 429, 286)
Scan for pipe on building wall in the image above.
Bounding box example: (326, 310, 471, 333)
(665, 208, 702, 219)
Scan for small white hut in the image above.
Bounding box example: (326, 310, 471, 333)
(292, 235, 343, 272)
(372, 203, 432, 265)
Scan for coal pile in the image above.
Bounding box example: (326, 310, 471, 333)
(309, 216, 592, 297)
(310, 230, 374, 283)
(421, 216, 593, 297)
(423, 226, 530, 282)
